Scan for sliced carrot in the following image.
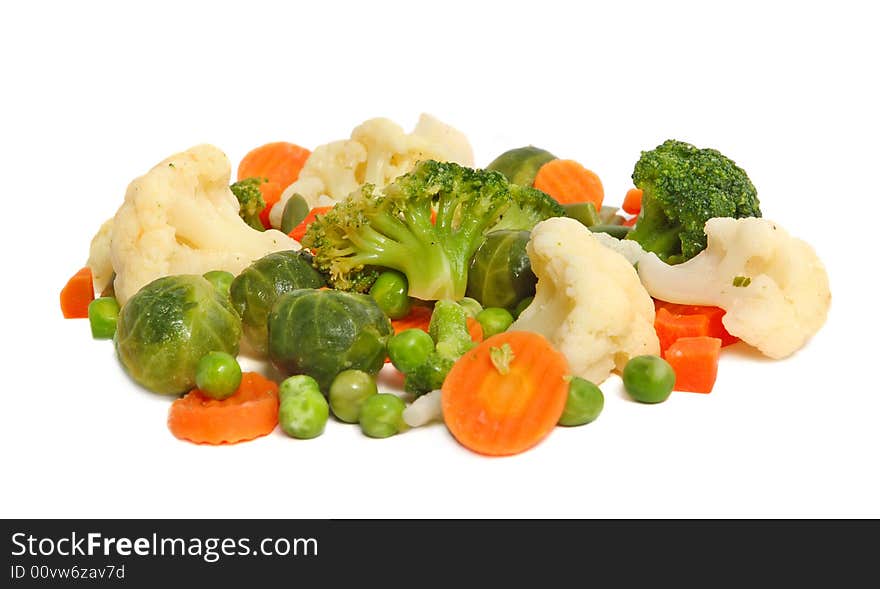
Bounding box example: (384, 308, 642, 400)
(622, 188, 643, 215)
(533, 159, 604, 208)
(664, 337, 722, 394)
(623, 215, 638, 227)
(466, 316, 484, 343)
(257, 180, 284, 229)
(60, 267, 95, 318)
(391, 305, 433, 335)
(441, 331, 569, 456)
(654, 299, 739, 346)
(167, 372, 279, 445)
(654, 307, 710, 353)
(237, 142, 311, 188)
(288, 206, 333, 242)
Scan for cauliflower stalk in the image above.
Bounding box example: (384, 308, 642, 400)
(637, 217, 831, 359)
(87, 144, 298, 305)
(269, 113, 474, 228)
(511, 217, 660, 384)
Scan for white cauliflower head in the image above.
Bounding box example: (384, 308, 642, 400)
(87, 144, 299, 305)
(269, 113, 474, 227)
(637, 217, 831, 359)
(511, 217, 660, 384)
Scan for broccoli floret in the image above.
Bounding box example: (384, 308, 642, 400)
(302, 160, 564, 300)
(404, 300, 475, 396)
(404, 354, 454, 396)
(626, 139, 761, 264)
(230, 177, 267, 231)
(429, 299, 475, 359)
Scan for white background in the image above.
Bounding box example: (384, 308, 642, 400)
(1, 0, 877, 518)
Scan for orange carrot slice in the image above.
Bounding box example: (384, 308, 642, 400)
(622, 188, 643, 215)
(237, 142, 310, 188)
(60, 267, 95, 318)
(167, 372, 279, 445)
(442, 331, 569, 456)
(466, 316, 484, 343)
(533, 159, 604, 208)
(654, 307, 710, 353)
(654, 299, 739, 346)
(664, 336, 722, 394)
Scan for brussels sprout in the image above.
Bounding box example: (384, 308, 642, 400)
(267, 289, 393, 393)
(230, 251, 325, 356)
(115, 275, 242, 395)
(466, 230, 536, 311)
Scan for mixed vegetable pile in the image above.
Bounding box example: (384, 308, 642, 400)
(59, 114, 832, 456)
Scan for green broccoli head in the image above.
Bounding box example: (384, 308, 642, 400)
(627, 139, 761, 264)
(403, 299, 475, 396)
(230, 177, 267, 231)
(428, 299, 475, 360)
(302, 160, 563, 300)
(404, 353, 454, 396)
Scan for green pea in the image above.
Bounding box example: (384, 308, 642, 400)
(512, 296, 533, 319)
(88, 297, 120, 339)
(559, 377, 604, 426)
(203, 270, 235, 297)
(387, 329, 435, 374)
(279, 374, 322, 402)
(279, 387, 329, 439)
(588, 224, 632, 239)
(359, 393, 407, 438)
(563, 202, 600, 228)
(623, 355, 676, 404)
(280, 193, 311, 234)
(369, 271, 411, 320)
(476, 307, 514, 338)
(457, 297, 483, 319)
(195, 351, 242, 400)
(329, 369, 378, 423)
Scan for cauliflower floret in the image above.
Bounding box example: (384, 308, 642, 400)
(269, 113, 474, 228)
(510, 217, 660, 384)
(88, 218, 115, 295)
(87, 144, 298, 305)
(637, 217, 831, 359)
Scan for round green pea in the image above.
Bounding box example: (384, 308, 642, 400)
(279, 388, 329, 439)
(88, 297, 120, 339)
(195, 351, 242, 400)
(512, 296, 533, 319)
(329, 369, 378, 423)
(202, 270, 235, 298)
(623, 355, 676, 404)
(559, 377, 604, 426)
(359, 393, 407, 438)
(280, 193, 311, 234)
(369, 271, 411, 320)
(387, 329, 435, 374)
(476, 307, 514, 338)
(279, 374, 322, 402)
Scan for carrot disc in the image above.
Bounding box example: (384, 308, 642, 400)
(168, 372, 279, 445)
(533, 159, 604, 208)
(441, 331, 569, 456)
(237, 141, 311, 187)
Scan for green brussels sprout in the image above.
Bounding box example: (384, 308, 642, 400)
(230, 251, 325, 356)
(486, 146, 557, 186)
(267, 289, 393, 393)
(466, 230, 536, 311)
(115, 275, 242, 395)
